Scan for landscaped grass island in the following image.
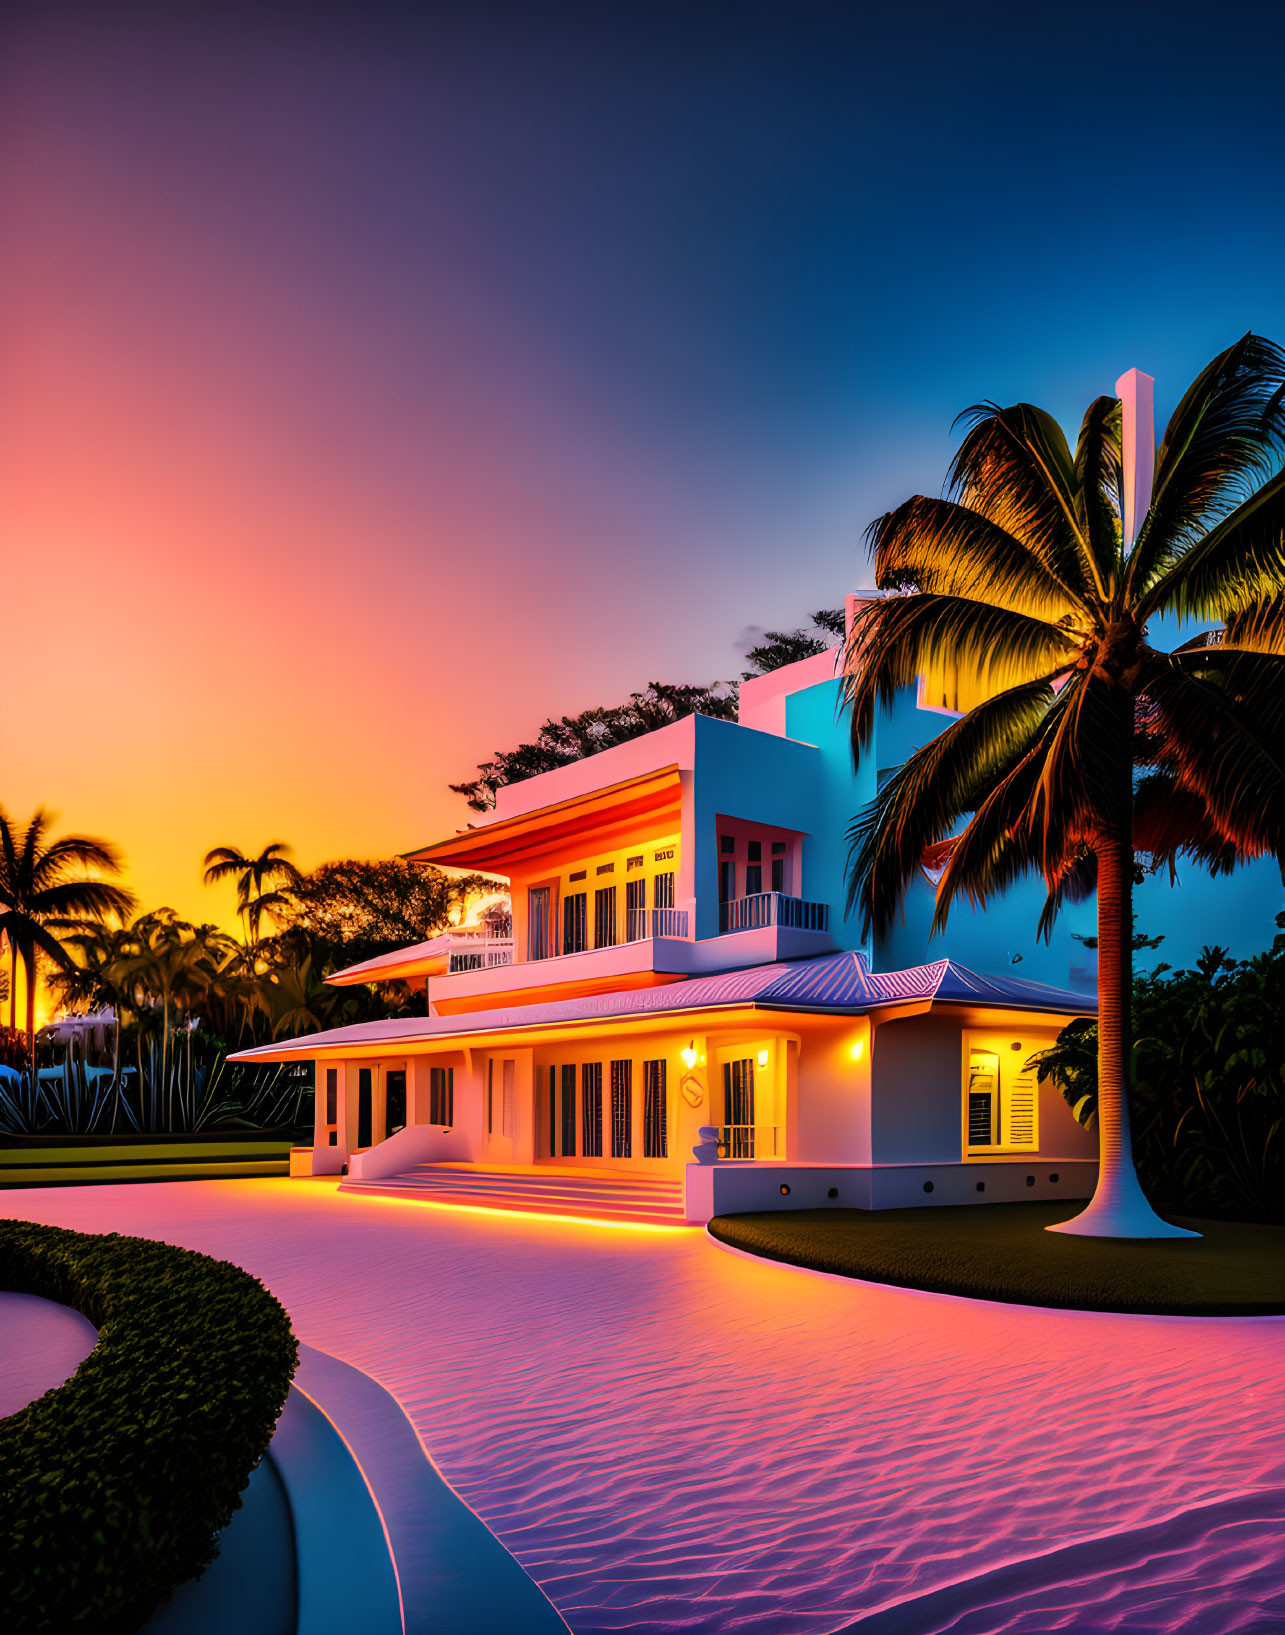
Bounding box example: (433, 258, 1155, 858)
(709, 1203, 1285, 1317)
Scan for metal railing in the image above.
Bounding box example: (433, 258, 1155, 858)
(447, 937, 515, 973)
(718, 892, 829, 934)
(625, 906, 690, 943)
(716, 1123, 785, 1160)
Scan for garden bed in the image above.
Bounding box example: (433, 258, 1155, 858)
(0, 1220, 296, 1632)
(0, 1131, 300, 1187)
(708, 1202, 1285, 1316)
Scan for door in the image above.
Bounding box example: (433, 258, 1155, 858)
(643, 1059, 667, 1158)
(723, 1058, 755, 1158)
(385, 1070, 406, 1138)
(581, 1063, 603, 1157)
(610, 1059, 632, 1158)
(625, 878, 646, 942)
(357, 1067, 373, 1149)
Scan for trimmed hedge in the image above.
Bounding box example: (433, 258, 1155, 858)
(0, 1220, 297, 1632)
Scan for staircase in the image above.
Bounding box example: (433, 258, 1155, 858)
(340, 1163, 689, 1226)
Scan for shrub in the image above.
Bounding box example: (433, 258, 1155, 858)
(1030, 921, 1285, 1223)
(0, 1221, 297, 1632)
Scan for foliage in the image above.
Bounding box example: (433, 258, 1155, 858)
(1028, 921, 1285, 1222)
(0, 1219, 296, 1633)
(271, 857, 483, 968)
(202, 841, 302, 944)
(741, 608, 844, 679)
(0, 1026, 27, 1073)
(449, 680, 738, 811)
(0, 807, 135, 1063)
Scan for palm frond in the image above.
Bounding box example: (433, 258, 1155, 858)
(1140, 461, 1285, 623)
(866, 496, 1085, 621)
(843, 592, 1080, 753)
(844, 675, 1057, 937)
(1130, 333, 1285, 595)
(948, 403, 1097, 601)
(1072, 395, 1122, 595)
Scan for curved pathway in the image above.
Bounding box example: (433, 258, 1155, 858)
(0, 1290, 97, 1418)
(4, 1179, 1282, 1634)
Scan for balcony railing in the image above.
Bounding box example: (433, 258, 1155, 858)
(716, 1123, 785, 1160)
(625, 906, 690, 942)
(718, 892, 830, 935)
(446, 932, 515, 973)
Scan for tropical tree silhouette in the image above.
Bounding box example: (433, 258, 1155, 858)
(202, 842, 302, 945)
(845, 334, 1285, 1238)
(0, 808, 135, 1067)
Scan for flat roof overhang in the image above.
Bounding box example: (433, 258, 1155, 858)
(403, 765, 683, 872)
(326, 939, 451, 987)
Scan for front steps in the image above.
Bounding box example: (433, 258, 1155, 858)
(340, 1162, 689, 1226)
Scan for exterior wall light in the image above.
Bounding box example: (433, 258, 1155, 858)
(849, 1039, 865, 1060)
(680, 1043, 698, 1071)
(757, 1048, 769, 1067)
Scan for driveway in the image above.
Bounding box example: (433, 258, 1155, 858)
(5, 1179, 1282, 1634)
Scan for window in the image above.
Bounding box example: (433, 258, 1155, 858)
(594, 886, 617, 948)
(643, 1060, 667, 1158)
(386, 1070, 407, 1136)
(720, 834, 735, 854)
(745, 862, 763, 896)
(560, 1063, 577, 1156)
(723, 1058, 756, 1158)
(487, 1059, 493, 1133)
(569, 869, 587, 882)
(966, 1050, 999, 1146)
(627, 854, 644, 871)
(719, 859, 736, 902)
(626, 877, 646, 941)
(747, 840, 761, 862)
(771, 857, 785, 893)
(325, 1067, 337, 1126)
(610, 1059, 632, 1158)
(653, 871, 675, 909)
(528, 886, 553, 961)
(548, 1065, 557, 1155)
(596, 861, 615, 874)
(501, 1060, 515, 1136)
(358, 1068, 373, 1149)
(564, 891, 587, 954)
(429, 1066, 454, 1126)
(581, 1063, 603, 1157)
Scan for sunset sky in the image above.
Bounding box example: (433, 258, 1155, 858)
(5, 0, 1284, 932)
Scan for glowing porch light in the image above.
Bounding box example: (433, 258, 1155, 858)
(680, 1042, 698, 1070)
(757, 1048, 769, 1067)
(850, 1039, 865, 1061)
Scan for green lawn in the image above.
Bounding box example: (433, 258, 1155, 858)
(709, 1202, 1285, 1316)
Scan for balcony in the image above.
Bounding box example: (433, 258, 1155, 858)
(445, 930, 515, 974)
(718, 892, 830, 935)
(625, 906, 689, 943)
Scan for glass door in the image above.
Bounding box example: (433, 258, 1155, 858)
(385, 1070, 406, 1137)
(723, 1058, 756, 1157)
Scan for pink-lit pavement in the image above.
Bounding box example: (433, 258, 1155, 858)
(6, 1178, 1283, 1635)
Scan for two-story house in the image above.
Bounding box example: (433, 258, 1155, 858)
(234, 593, 1130, 1224)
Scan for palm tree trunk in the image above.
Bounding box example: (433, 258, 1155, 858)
(1048, 829, 1197, 1239)
(23, 946, 37, 1077)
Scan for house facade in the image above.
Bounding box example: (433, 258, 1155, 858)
(234, 592, 1144, 1222)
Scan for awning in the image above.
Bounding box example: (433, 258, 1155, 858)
(403, 765, 683, 872)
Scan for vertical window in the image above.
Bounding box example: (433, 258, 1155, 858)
(563, 891, 587, 954)
(723, 1058, 756, 1158)
(528, 886, 553, 960)
(594, 886, 617, 948)
(385, 1070, 407, 1136)
(548, 1065, 557, 1156)
(643, 1060, 667, 1158)
(325, 1067, 337, 1126)
(357, 1068, 373, 1149)
(745, 864, 762, 895)
(653, 871, 675, 909)
(771, 856, 785, 893)
(581, 1063, 603, 1157)
(487, 1058, 493, 1134)
(747, 840, 762, 862)
(560, 1063, 577, 1156)
(718, 859, 736, 902)
(430, 1066, 454, 1126)
(610, 1059, 632, 1158)
(625, 877, 646, 941)
(967, 1050, 999, 1147)
(501, 1060, 515, 1136)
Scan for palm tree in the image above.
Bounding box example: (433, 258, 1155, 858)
(202, 842, 302, 946)
(845, 334, 1285, 1239)
(0, 808, 135, 1069)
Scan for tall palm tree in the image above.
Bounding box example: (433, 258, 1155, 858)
(844, 334, 1285, 1239)
(0, 808, 135, 1069)
(202, 841, 302, 945)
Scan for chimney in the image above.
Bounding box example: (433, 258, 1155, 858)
(1115, 368, 1155, 549)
